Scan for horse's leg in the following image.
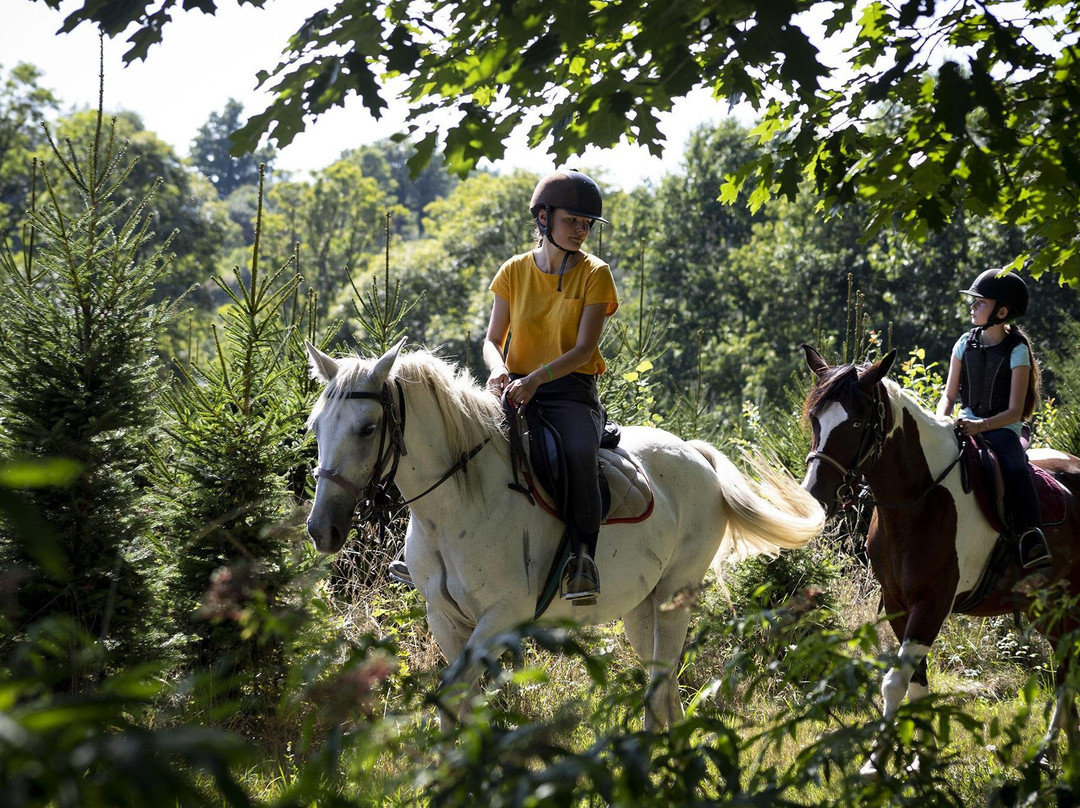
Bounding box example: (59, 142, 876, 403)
(861, 637, 932, 776)
(425, 607, 476, 732)
(623, 594, 692, 731)
(651, 597, 695, 730)
(443, 605, 536, 726)
(1042, 638, 1079, 765)
(903, 655, 931, 773)
(1042, 684, 1074, 764)
(622, 598, 665, 731)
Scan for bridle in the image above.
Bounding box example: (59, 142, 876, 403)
(313, 380, 487, 521)
(805, 382, 890, 509)
(806, 380, 963, 510)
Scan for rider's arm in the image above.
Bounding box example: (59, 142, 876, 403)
(936, 355, 961, 418)
(483, 295, 512, 394)
(546, 302, 607, 380)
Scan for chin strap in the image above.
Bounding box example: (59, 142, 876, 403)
(554, 250, 571, 292)
(538, 205, 576, 292)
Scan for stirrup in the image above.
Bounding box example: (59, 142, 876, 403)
(1018, 528, 1052, 571)
(561, 553, 600, 604)
(388, 559, 415, 587)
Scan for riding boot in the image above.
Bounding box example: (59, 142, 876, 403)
(388, 558, 414, 587)
(562, 552, 600, 605)
(1018, 527, 1052, 570)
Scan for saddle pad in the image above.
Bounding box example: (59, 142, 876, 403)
(962, 438, 1068, 529)
(1032, 464, 1068, 526)
(598, 447, 654, 523)
(527, 445, 654, 524)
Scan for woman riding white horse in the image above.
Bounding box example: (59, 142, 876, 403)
(306, 340, 825, 729)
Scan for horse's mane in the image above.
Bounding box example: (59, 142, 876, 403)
(309, 348, 508, 497)
(802, 360, 951, 437)
(801, 363, 859, 423)
(391, 350, 509, 457)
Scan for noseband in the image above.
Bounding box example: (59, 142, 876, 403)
(805, 382, 889, 508)
(806, 380, 965, 510)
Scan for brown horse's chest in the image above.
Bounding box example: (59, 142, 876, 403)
(866, 489, 961, 592)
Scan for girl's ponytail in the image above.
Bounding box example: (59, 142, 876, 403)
(1011, 324, 1042, 420)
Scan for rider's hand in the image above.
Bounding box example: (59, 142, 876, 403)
(487, 369, 510, 398)
(505, 374, 539, 408)
(957, 418, 985, 436)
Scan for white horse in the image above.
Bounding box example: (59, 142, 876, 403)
(305, 340, 825, 729)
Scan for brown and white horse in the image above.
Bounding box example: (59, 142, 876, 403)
(800, 344, 1080, 773)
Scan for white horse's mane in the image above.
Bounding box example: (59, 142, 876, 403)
(310, 349, 508, 461)
(392, 350, 509, 457)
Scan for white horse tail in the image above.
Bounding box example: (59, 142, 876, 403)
(689, 441, 826, 574)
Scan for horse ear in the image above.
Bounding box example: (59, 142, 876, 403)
(802, 344, 830, 378)
(371, 337, 407, 383)
(306, 341, 339, 383)
(859, 349, 897, 388)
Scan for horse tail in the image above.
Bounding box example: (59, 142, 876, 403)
(689, 441, 825, 575)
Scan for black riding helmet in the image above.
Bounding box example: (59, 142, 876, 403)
(529, 168, 609, 291)
(961, 268, 1028, 324)
(529, 168, 610, 226)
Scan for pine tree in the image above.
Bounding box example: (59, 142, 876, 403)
(0, 107, 172, 675)
(156, 166, 315, 703)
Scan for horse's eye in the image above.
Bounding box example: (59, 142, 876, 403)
(358, 423, 378, 438)
(851, 421, 862, 429)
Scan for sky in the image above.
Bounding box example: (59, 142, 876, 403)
(0, 0, 740, 189)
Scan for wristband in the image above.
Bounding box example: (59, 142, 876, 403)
(542, 363, 553, 382)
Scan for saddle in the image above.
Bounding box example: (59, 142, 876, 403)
(505, 400, 654, 525)
(952, 431, 1068, 612)
(504, 399, 654, 619)
(960, 433, 1067, 533)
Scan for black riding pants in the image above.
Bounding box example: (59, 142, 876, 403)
(982, 427, 1041, 534)
(516, 372, 604, 556)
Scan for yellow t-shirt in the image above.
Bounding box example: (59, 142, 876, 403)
(490, 251, 619, 376)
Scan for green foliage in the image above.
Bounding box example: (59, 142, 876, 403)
(155, 169, 315, 688)
(0, 62, 58, 237)
(0, 109, 172, 671)
(189, 98, 276, 199)
(53, 0, 1080, 283)
(0, 618, 256, 808)
(895, 346, 947, 410)
(260, 161, 407, 319)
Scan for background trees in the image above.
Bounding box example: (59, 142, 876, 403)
(189, 98, 277, 199)
(36, 0, 1080, 283)
(0, 62, 58, 238)
(0, 108, 173, 672)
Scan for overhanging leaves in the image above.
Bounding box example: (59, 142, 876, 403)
(29, 0, 1080, 285)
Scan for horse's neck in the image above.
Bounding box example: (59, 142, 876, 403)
(868, 398, 957, 496)
(395, 387, 504, 507)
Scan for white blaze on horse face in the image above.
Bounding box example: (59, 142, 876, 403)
(802, 401, 849, 491)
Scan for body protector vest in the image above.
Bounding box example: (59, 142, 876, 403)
(959, 329, 1025, 418)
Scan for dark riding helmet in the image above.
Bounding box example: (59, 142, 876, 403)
(529, 168, 610, 225)
(961, 268, 1028, 319)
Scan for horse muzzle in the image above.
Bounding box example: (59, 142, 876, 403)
(307, 467, 362, 553)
